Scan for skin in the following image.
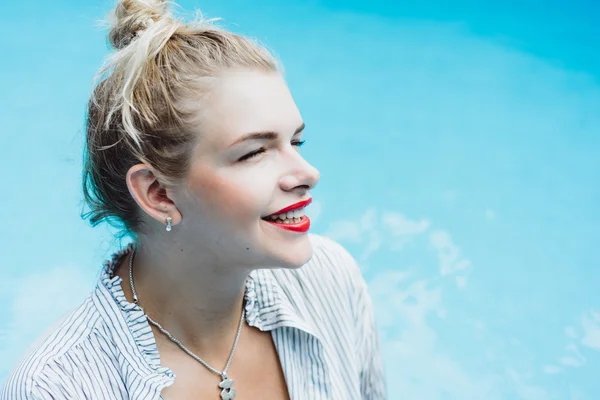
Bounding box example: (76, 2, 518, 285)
(113, 69, 320, 397)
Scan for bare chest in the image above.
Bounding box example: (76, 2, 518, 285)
(159, 327, 290, 400)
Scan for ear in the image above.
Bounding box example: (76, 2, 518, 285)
(126, 163, 183, 229)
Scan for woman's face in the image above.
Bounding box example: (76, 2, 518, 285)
(174, 69, 320, 269)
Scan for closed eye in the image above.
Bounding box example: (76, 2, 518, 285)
(237, 147, 265, 162)
(237, 140, 306, 162)
(292, 139, 306, 148)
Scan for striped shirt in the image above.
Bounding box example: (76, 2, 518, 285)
(2, 234, 386, 399)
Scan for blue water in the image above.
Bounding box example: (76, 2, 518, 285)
(1, 0, 599, 398)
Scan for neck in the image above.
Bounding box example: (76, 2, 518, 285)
(119, 239, 250, 359)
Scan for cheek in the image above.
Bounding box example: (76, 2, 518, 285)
(187, 165, 265, 221)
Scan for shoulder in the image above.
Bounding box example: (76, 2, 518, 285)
(1, 296, 108, 399)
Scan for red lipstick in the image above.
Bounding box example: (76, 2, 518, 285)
(269, 198, 312, 216)
(262, 197, 313, 233)
(264, 216, 311, 233)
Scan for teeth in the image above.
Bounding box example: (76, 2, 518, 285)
(266, 215, 303, 224)
(268, 207, 306, 221)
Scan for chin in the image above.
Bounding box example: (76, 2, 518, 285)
(265, 234, 314, 269)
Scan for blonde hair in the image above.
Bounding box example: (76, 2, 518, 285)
(82, 0, 279, 238)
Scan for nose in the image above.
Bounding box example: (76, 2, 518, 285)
(279, 151, 320, 194)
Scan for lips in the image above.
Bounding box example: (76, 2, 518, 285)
(264, 198, 312, 218)
(264, 215, 311, 233)
(261, 198, 313, 233)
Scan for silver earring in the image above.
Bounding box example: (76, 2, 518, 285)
(166, 216, 172, 232)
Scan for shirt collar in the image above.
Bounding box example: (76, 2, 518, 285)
(245, 268, 322, 341)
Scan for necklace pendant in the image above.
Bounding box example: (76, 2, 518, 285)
(219, 376, 236, 400)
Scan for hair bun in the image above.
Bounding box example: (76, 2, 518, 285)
(108, 0, 170, 50)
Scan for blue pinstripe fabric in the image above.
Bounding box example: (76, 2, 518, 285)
(2, 234, 386, 399)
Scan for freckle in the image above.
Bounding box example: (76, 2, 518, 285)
(246, 247, 250, 250)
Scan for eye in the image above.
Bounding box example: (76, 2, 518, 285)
(237, 140, 306, 162)
(238, 147, 266, 162)
(292, 139, 306, 148)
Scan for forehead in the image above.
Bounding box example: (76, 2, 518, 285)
(202, 70, 302, 145)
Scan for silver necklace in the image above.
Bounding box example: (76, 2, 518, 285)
(128, 248, 244, 400)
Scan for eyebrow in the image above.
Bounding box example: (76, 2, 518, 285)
(229, 122, 305, 147)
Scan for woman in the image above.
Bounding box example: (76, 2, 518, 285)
(2, 0, 386, 399)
